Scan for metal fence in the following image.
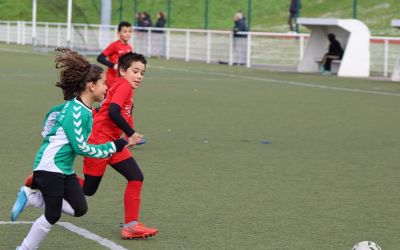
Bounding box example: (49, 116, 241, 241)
(1, 20, 400, 77)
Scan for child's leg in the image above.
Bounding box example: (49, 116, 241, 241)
(20, 214, 53, 250)
(82, 156, 108, 195)
(82, 175, 103, 196)
(63, 174, 88, 217)
(111, 157, 143, 223)
(111, 157, 158, 239)
(19, 194, 62, 249)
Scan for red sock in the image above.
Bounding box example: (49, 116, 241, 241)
(25, 173, 33, 187)
(124, 180, 143, 224)
(76, 175, 84, 187)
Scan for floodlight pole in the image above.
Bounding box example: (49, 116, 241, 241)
(67, 0, 72, 48)
(32, 0, 37, 46)
(353, 0, 358, 19)
(134, 0, 138, 26)
(119, 0, 123, 23)
(167, 0, 171, 28)
(204, 0, 208, 29)
(247, 0, 252, 30)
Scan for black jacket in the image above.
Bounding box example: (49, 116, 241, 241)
(328, 40, 344, 59)
(233, 19, 248, 38)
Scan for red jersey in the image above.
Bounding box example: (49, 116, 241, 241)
(102, 40, 133, 87)
(91, 78, 134, 141)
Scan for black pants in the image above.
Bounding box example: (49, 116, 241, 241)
(83, 157, 143, 196)
(323, 54, 341, 71)
(32, 171, 87, 225)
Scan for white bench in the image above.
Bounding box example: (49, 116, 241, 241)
(297, 18, 370, 77)
(316, 59, 341, 74)
(391, 19, 400, 81)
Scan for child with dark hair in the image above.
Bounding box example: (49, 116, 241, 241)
(11, 48, 129, 250)
(97, 21, 133, 88)
(82, 52, 159, 239)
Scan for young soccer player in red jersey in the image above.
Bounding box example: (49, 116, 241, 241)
(82, 52, 158, 239)
(97, 21, 133, 88)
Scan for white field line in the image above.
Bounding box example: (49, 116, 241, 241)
(0, 48, 31, 53)
(0, 221, 128, 250)
(150, 65, 400, 97)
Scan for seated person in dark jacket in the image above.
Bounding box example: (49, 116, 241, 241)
(321, 33, 344, 73)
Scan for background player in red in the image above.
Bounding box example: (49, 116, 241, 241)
(97, 21, 147, 145)
(97, 21, 133, 88)
(82, 52, 158, 239)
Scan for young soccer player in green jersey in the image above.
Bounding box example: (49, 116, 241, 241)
(10, 48, 136, 250)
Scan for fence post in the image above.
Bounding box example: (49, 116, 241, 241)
(84, 25, 88, 46)
(6, 21, 10, 44)
(57, 24, 61, 47)
(299, 34, 304, 61)
(384, 38, 389, 77)
(45, 23, 49, 47)
(206, 31, 211, 63)
(98, 25, 102, 48)
(166, 29, 170, 59)
(21, 21, 26, 45)
(246, 33, 251, 67)
(185, 31, 190, 62)
(229, 33, 233, 66)
(148, 28, 152, 56)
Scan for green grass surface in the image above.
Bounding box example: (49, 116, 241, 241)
(1, 43, 400, 249)
(1, 0, 400, 35)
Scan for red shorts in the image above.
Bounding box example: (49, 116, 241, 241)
(83, 134, 132, 177)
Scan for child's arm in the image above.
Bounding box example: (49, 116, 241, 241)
(108, 83, 143, 145)
(97, 43, 117, 69)
(97, 53, 115, 69)
(63, 103, 126, 158)
(109, 103, 143, 146)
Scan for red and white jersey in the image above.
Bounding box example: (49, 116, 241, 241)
(102, 40, 133, 86)
(91, 78, 134, 141)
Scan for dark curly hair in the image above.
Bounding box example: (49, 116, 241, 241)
(54, 48, 104, 100)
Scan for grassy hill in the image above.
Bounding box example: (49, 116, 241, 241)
(1, 0, 399, 36)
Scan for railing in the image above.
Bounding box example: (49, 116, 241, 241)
(1, 20, 400, 77)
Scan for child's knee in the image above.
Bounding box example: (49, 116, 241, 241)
(74, 203, 88, 217)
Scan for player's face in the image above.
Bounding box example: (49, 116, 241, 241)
(92, 73, 107, 101)
(119, 26, 133, 43)
(123, 61, 146, 89)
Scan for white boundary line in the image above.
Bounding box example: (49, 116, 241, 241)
(151, 65, 400, 97)
(0, 48, 31, 53)
(0, 221, 128, 250)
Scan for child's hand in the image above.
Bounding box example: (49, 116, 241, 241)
(127, 132, 143, 147)
(113, 64, 118, 70)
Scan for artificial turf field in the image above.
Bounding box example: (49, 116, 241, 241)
(1, 43, 400, 249)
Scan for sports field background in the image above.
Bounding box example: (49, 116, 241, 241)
(1, 43, 400, 249)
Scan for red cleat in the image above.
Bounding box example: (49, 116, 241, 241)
(24, 174, 33, 187)
(121, 222, 158, 239)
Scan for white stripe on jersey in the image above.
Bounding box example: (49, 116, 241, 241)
(35, 126, 69, 174)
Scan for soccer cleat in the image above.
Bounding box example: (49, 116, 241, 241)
(121, 222, 158, 239)
(10, 186, 29, 221)
(24, 173, 33, 187)
(136, 138, 147, 145)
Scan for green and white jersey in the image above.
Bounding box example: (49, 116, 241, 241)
(33, 98, 117, 175)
